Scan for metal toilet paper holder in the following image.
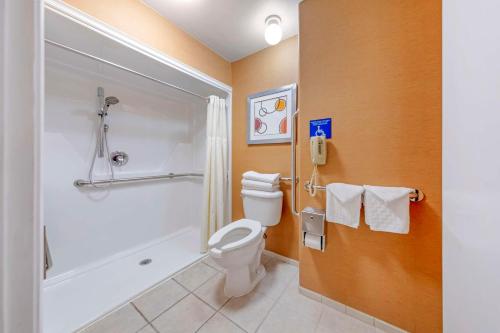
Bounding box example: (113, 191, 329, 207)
(301, 207, 326, 252)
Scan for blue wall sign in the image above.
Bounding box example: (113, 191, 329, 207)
(309, 118, 332, 138)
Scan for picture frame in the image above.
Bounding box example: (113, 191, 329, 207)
(247, 83, 297, 144)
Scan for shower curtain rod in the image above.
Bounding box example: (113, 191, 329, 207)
(45, 39, 210, 102)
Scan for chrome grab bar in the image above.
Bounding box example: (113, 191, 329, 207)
(74, 172, 203, 188)
(279, 177, 295, 182)
(303, 181, 425, 202)
(291, 109, 300, 216)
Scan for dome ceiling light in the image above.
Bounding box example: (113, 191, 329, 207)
(264, 15, 283, 46)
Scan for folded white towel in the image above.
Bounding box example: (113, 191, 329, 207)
(326, 183, 364, 228)
(242, 171, 280, 185)
(363, 185, 412, 234)
(241, 179, 280, 192)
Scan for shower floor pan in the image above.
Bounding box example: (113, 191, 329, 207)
(43, 227, 203, 333)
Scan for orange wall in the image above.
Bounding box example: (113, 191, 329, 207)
(298, 1, 442, 332)
(63, 0, 232, 85)
(231, 37, 299, 260)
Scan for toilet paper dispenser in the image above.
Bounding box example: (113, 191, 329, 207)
(301, 207, 325, 251)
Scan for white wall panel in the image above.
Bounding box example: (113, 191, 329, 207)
(443, 1, 500, 331)
(44, 56, 206, 277)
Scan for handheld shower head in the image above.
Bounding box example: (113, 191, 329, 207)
(102, 96, 119, 113)
(96, 88, 119, 115)
(105, 96, 119, 107)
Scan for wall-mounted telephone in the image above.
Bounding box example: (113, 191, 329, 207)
(308, 135, 327, 197)
(310, 135, 327, 165)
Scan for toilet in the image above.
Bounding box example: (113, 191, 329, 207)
(208, 189, 283, 297)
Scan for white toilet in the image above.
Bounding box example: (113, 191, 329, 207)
(208, 189, 283, 297)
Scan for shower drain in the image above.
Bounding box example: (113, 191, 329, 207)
(139, 258, 152, 266)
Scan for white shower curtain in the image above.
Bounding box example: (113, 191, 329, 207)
(201, 95, 228, 252)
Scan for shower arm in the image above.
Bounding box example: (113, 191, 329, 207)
(291, 109, 300, 217)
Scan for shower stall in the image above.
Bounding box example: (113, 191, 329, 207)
(42, 3, 231, 332)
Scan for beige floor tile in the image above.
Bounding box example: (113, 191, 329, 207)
(137, 325, 157, 333)
(132, 278, 189, 321)
(197, 313, 245, 333)
(316, 305, 376, 333)
(376, 328, 400, 333)
(220, 290, 276, 333)
(277, 279, 323, 321)
(253, 258, 297, 299)
(315, 305, 350, 333)
(261, 252, 273, 265)
(258, 277, 322, 333)
(202, 256, 225, 272)
(257, 299, 319, 333)
(151, 294, 215, 333)
(193, 272, 231, 310)
(173, 261, 218, 291)
(374, 318, 408, 333)
(348, 319, 376, 333)
(81, 304, 147, 333)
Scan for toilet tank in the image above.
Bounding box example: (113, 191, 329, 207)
(241, 189, 283, 226)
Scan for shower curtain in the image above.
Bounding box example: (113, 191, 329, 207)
(201, 95, 228, 252)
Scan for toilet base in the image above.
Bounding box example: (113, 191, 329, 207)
(224, 263, 266, 298)
(222, 240, 266, 297)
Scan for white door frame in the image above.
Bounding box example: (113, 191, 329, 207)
(0, 0, 44, 332)
(1, 1, 232, 332)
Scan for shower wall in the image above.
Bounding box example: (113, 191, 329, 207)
(44, 57, 207, 278)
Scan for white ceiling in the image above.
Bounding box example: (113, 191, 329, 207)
(142, 0, 300, 62)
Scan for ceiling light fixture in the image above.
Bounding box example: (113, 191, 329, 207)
(264, 15, 282, 46)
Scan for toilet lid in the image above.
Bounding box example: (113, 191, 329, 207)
(208, 219, 262, 253)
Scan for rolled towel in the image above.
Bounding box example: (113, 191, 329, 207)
(363, 185, 412, 234)
(326, 183, 364, 228)
(242, 171, 280, 185)
(241, 179, 280, 192)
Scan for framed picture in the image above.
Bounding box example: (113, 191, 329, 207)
(247, 83, 297, 144)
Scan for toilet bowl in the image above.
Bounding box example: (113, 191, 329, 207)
(208, 189, 283, 297)
(208, 219, 265, 297)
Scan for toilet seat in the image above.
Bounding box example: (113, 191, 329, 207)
(208, 219, 262, 254)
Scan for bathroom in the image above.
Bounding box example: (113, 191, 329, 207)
(1, 0, 499, 333)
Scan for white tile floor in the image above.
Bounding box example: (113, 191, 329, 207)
(79, 254, 392, 333)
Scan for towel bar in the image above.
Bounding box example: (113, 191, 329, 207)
(303, 181, 425, 202)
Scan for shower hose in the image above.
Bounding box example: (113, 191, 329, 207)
(88, 116, 114, 188)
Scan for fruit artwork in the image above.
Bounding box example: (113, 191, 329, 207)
(275, 98, 286, 112)
(253, 96, 288, 136)
(248, 85, 295, 144)
(255, 117, 267, 134)
(279, 117, 287, 134)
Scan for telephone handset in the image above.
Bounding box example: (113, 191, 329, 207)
(308, 135, 327, 197)
(310, 135, 327, 165)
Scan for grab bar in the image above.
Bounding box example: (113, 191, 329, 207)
(279, 177, 295, 182)
(74, 172, 203, 188)
(291, 109, 300, 216)
(303, 181, 425, 202)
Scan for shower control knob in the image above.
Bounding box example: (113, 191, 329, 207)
(111, 151, 129, 167)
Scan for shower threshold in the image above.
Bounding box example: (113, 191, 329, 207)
(43, 227, 203, 333)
